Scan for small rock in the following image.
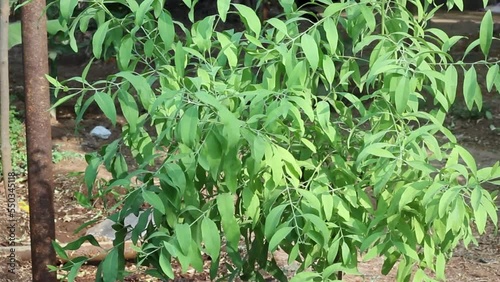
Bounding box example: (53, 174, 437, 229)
(86, 211, 154, 241)
(90, 126, 112, 139)
(484, 3, 500, 14)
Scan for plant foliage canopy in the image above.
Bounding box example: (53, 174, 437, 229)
(49, 0, 499, 281)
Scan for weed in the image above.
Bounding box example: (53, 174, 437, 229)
(52, 145, 84, 163)
(2, 108, 28, 176)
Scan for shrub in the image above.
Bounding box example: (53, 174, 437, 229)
(51, 0, 499, 281)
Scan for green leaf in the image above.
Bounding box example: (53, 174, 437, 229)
(263, 102, 289, 128)
(322, 2, 348, 18)
(60, 0, 79, 20)
(367, 60, 399, 81)
(112, 154, 128, 179)
(462, 38, 480, 59)
(438, 186, 461, 218)
(275, 146, 301, 182)
(332, 195, 351, 221)
(159, 247, 174, 278)
(395, 76, 410, 114)
(414, 269, 427, 282)
(444, 65, 458, 104)
(359, 5, 375, 32)
(286, 60, 307, 88)
(413, 218, 425, 244)
(323, 56, 336, 87)
(381, 252, 399, 275)
(81, 58, 95, 83)
(152, 0, 164, 17)
(84, 156, 101, 192)
(302, 213, 330, 244)
(394, 242, 419, 261)
(216, 32, 238, 68)
(177, 106, 199, 147)
(8, 22, 22, 49)
(269, 226, 293, 252)
(486, 64, 499, 92)
(327, 236, 341, 264)
(315, 101, 336, 141)
(322, 263, 343, 280)
(92, 21, 110, 59)
(301, 138, 317, 153)
(118, 90, 139, 133)
(455, 145, 477, 176)
(174, 41, 187, 77)
(360, 231, 383, 252)
(341, 241, 351, 265)
(158, 11, 175, 51)
(245, 192, 260, 224)
(323, 17, 338, 53)
(52, 242, 69, 261)
(201, 217, 221, 261)
(187, 242, 204, 272)
(142, 188, 166, 214)
(217, 193, 240, 250)
(423, 239, 434, 269)
(199, 131, 222, 177)
(463, 66, 478, 111)
(182, 0, 192, 8)
(453, 0, 464, 11)
(289, 272, 322, 282)
(482, 193, 498, 226)
(115, 71, 154, 110)
(102, 247, 119, 282)
(135, 0, 154, 26)
(251, 134, 267, 167)
(267, 18, 289, 37)
(118, 35, 134, 70)
(321, 194, 334, 221)
(436, 253, 446, 280)
(245, 34, 264, 48)
(162, 241, 178, 257)
(66, 259, 86, 281)
(301, 34, 319, 71)
(289, 244, 300, 265)
(474, 203, 488, 234)
(398, 185, 420, 211)
(144, 39, 154, 57)
(234, 4, 261, 36)
(356, 143, 395, 166)
(297, 189, 321, 214)
(265, 205, 287, 239)
(163, 163, 187, 193)
(45, 74, 62, 89)
(175, 223, 192, 256)
(94, 91, 117, 126)
(268, 153, 284, 187)
(479, 10, 493, 57)
(447, 200, 466, 232)
(217, 0, 231, 22)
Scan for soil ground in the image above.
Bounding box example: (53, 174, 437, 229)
(1, 7, 500, 282)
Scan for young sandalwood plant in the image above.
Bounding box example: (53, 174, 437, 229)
(50, 0, 499, 281)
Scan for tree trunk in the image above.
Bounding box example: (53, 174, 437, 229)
(1, 0, 13, 201)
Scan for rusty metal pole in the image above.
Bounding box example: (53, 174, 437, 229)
(21, 0, 56, 281)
